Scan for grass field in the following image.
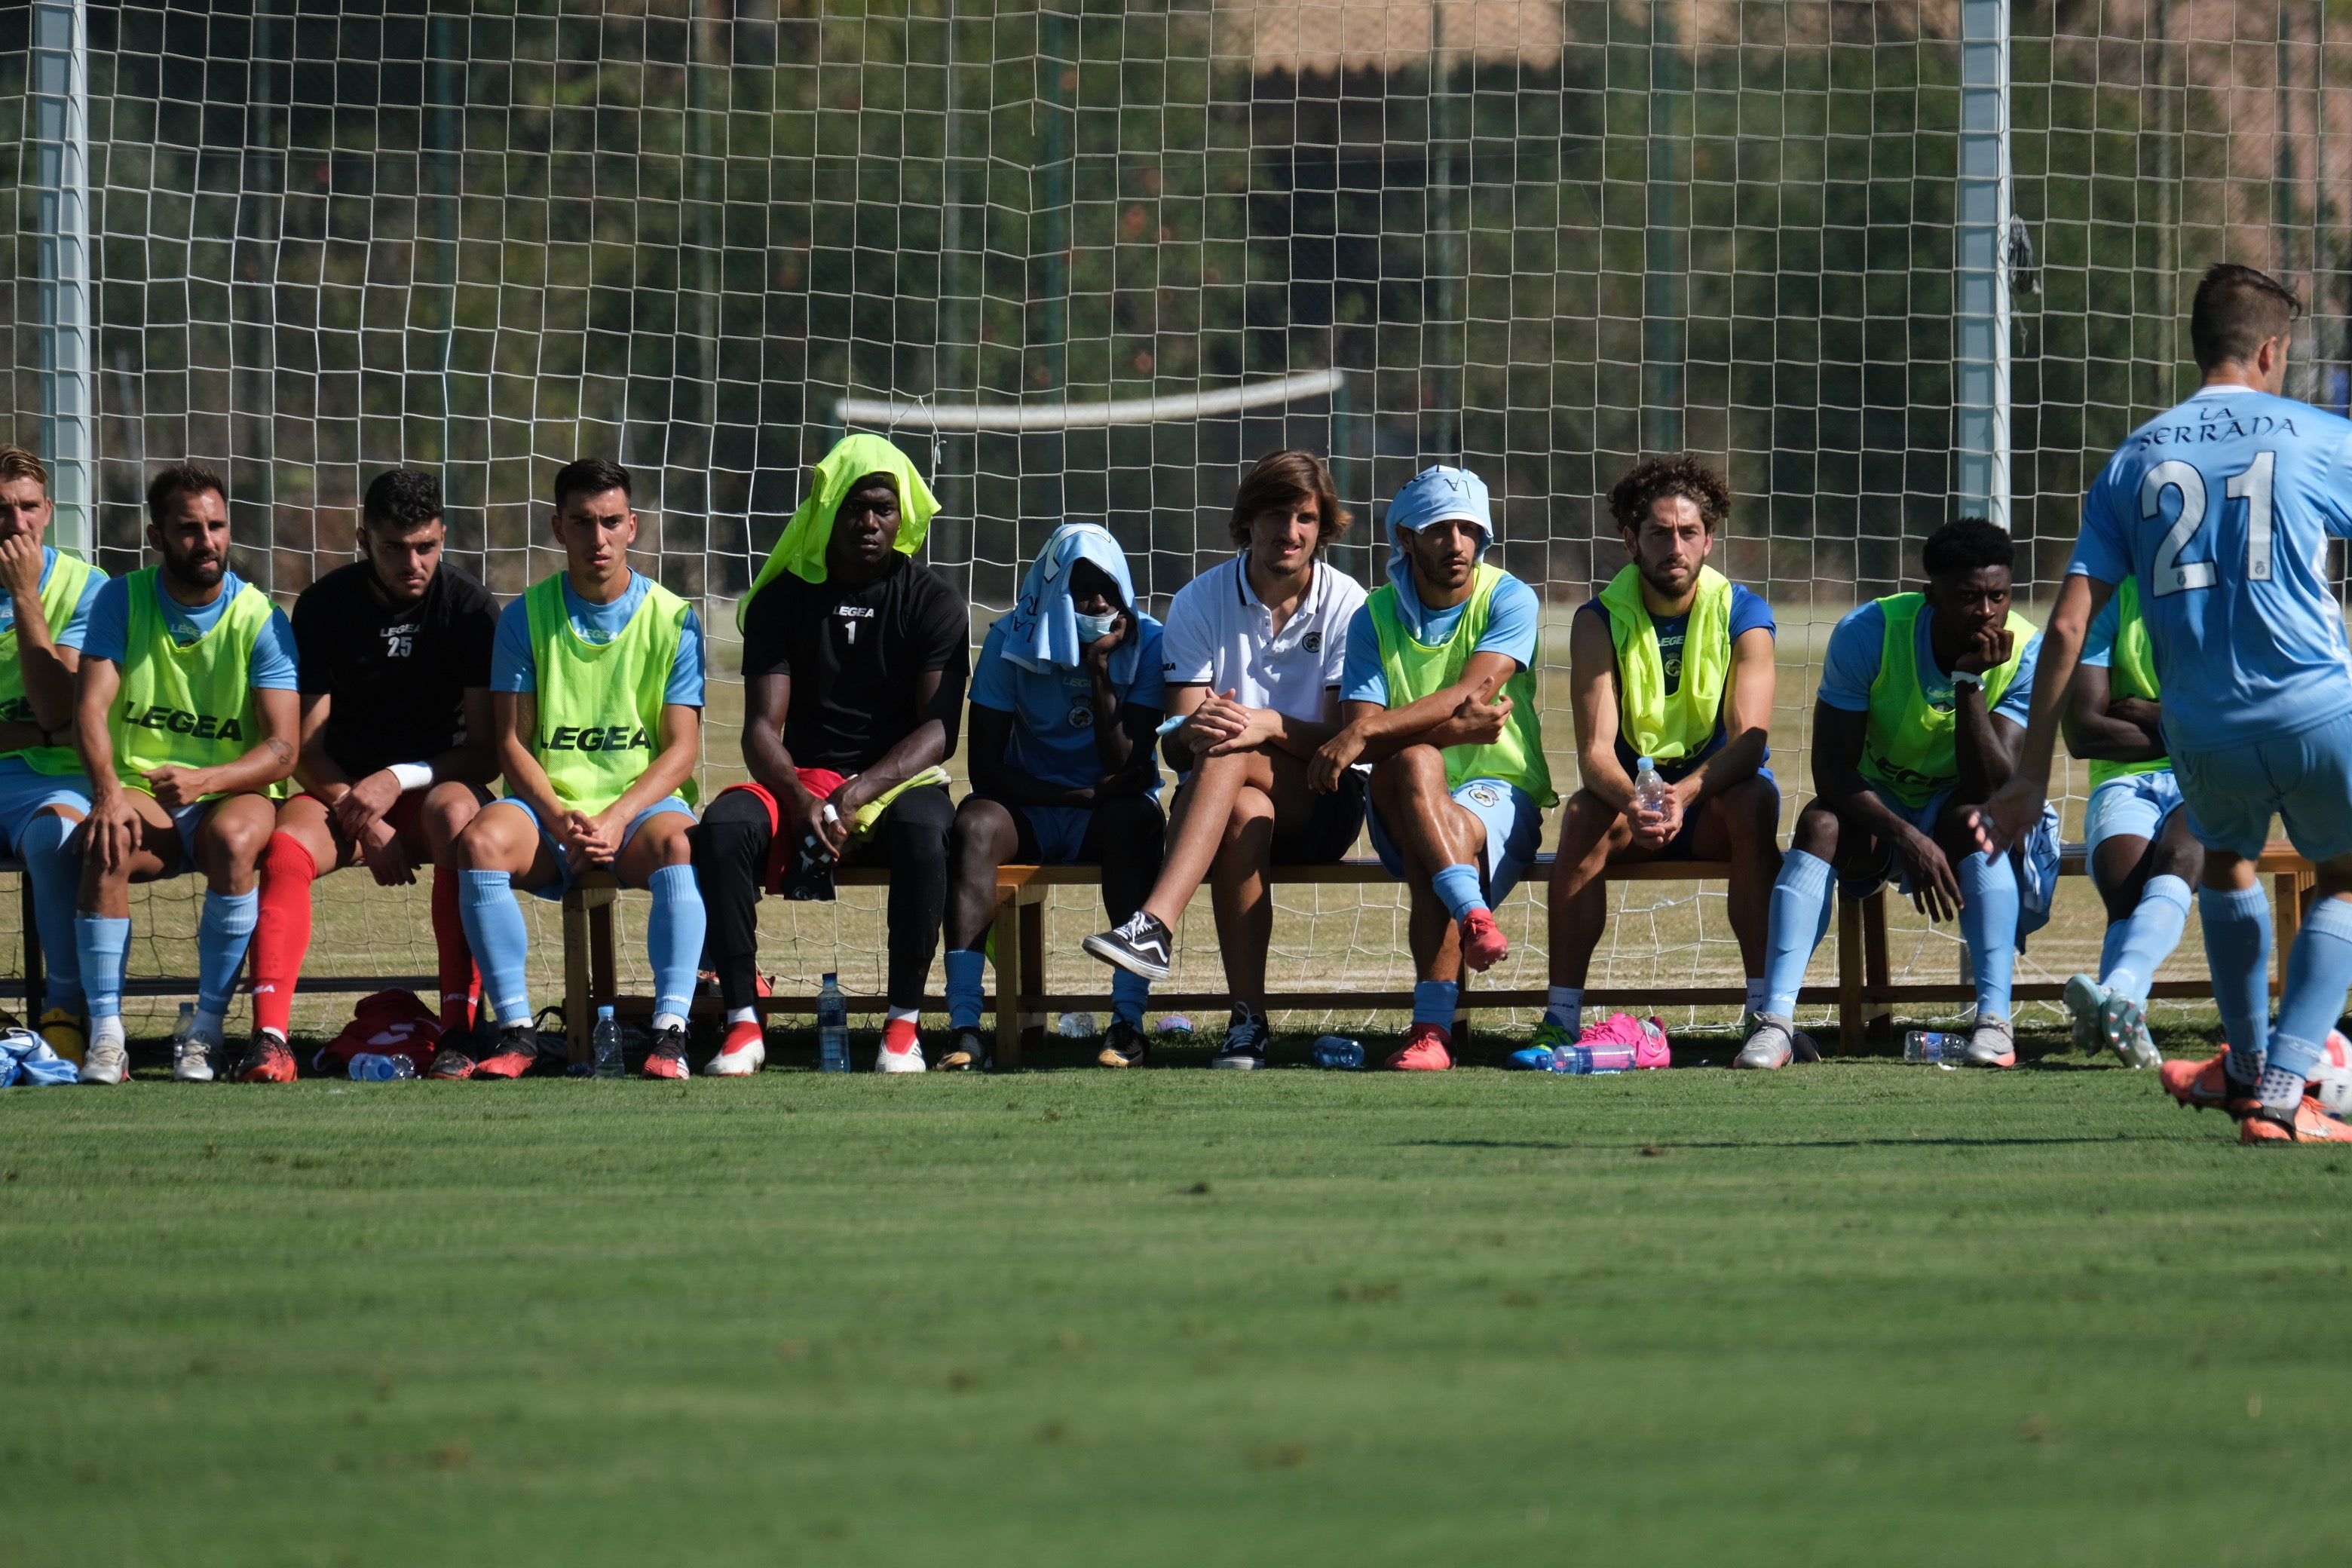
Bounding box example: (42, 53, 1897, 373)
(7, 1013, 2347, 1566)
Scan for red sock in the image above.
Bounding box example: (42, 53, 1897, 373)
(250, 833, 317, 1037)
(430, 866, 479, 1035)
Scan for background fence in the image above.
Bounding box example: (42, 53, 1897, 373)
(5, 0, 2351, 1039)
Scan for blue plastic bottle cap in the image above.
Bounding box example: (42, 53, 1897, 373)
(1636, 756, 1654, 771)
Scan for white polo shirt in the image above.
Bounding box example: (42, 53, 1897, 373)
(1160, 553, 1366, 721)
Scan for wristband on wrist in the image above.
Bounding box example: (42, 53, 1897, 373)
(1948, 669, 1984, 690)
(387, 761, 435, 792)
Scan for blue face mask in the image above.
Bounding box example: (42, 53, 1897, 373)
(1073, 610, 1121, 643)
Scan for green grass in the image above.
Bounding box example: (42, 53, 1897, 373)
(5, 1018, 2345, 1566)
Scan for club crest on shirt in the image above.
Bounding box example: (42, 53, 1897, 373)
(1302, 629, 1321, 653)
(1066, 701, 1095, 730)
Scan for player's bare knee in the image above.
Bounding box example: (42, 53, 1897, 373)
(1790, 804, 1840, 859)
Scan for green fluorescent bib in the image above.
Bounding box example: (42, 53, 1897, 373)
(0, 550, 99, 776)
(1859, 593, 2035, 809)
(112, 568, 285, 800)
(2088, 575, 2167, 790)
(523, 572, 698, 816)
(1365, 562, 1555, 807)
(1597, 562, 1732, 763)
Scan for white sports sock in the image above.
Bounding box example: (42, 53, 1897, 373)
(1744, 977, 1766, 1015)
(2258, 1064, 2306, 1114)
(91, 1016, 125, 1047)
(259, 1025, 286, 1044)
(886, 1005, 920, 1024)
(1544, 986, 1582, 1033)
(651, 1011, 687, 1034)
(726, 1006, 756, 1026)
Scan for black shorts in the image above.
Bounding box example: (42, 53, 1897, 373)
(1269, 767, 1368, 865)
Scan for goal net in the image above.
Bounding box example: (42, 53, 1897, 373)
(2, 1, 2348, 1040)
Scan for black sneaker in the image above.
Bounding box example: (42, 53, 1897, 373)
(1083, 911, 1174, 982)
(937, 1027, 988, 1072)
(1210, 1009, 1268, 1070)
(1097, 1019, 1150, 1069)
(642, 1024, 691, 1080)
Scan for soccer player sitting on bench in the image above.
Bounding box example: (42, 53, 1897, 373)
(1311, 465, 1553, 1072)
(694, 435, 966, 1074)
(1082, 451, 1365, 1070)
(1744, 518, 2060, 1070)
(2057, 577, 2198, 1069)
(70, 464, 302, 1084)
(446, 458, 707, 1081)
(238, 467, 500, 1082)
(945, 525, 1165, 1070)
(0, 445, 107, 1068)
(1540, 455, 1780, 1049)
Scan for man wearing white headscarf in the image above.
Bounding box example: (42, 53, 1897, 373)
(1311, 464, 1554, 1070)
(942, 525, 1167, 1069)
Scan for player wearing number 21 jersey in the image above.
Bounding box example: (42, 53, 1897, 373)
(1974, 263, 2352, 1143)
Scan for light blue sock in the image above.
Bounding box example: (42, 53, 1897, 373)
(2097, 920, 2130, 985)
(1111, 967, 1151, 1029)
(2105, 874, 2191, 1004)
(196, 888, 259, 1018)
(458, 868, 533, 1025)
(2198, 884, 2271, 1080)
(1412, 978, 1459, 1029)
(20, 812, 83, 1015)
(1762, 850, 1834, 1016)
(75, 914, 129, 1023)
(1958, 850, 2020, 1020)
(945, 948, 986, 1030)
(645, 865, 706, 1024)
(1429, 863, 1488, 923)
(2268, 895, 2352, 1085)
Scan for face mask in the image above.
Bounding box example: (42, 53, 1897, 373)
(1074, 610, 1121, 642)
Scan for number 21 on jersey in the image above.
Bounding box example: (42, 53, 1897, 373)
(2144, 450, 2274, 595)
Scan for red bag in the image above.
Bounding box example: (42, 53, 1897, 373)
(311, 989, 445, 1076)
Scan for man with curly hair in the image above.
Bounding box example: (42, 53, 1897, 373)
(1537, 456, 1780, 1050)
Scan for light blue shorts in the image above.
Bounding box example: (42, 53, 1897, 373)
(1367, 776, 1545, 905)
(0, 767, 92, 858)
(2173, 707, 2352, 862)
(485, 795, 696, 899)
(1844, 785, 2061, 938)
(2084, 770, 2185, 857)
(1019, 803, 1095, 865)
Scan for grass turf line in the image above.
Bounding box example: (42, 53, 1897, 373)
(3, 1018, 2346, 1566)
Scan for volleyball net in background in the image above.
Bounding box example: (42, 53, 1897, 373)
(1, 1, 2350, 1038)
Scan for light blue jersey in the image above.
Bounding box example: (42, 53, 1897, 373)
(969, 613, 1166, 798)
(2070, 384, 2352, 746)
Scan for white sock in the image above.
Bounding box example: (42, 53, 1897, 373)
(259, 1025, 286, 1044)
(191, 1008, 225, 1046)
(726, 1006, 756, 1026)
(651, 1011, 687, 1034)
(92, 1015, 124, 1047)
(1743, 978, 1764, 1015)
(886, 1005, 920, 1024)
(1544, 986, 1582, 1034)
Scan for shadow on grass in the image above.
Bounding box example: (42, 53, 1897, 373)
(1404, 1134, 2179, 1150)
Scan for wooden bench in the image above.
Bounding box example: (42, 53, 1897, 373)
(563, 841, 2318, 1066)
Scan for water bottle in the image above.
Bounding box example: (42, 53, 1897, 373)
(1056, 1012, 1098, 1039)
(1904, 1031, 1967, 1066)
(1557, 1043, 1637, 1074)
(1632, 756, 1673, 823)
(1311, 1034, 1364, 1070)
(174, 1001, 196, 1039)
(593, 1004, 624, 1079)
(817, 972, 850, 1073)
(1157, 1015, 1195, 1038)
(348, 1052, 416, 1081)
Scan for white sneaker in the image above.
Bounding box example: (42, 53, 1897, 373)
(81, 1034, 129, 1085)
(876, 1041, 927, 1073)
(704, 1028, 767, 1076)
(173, 1035, 219, 1083)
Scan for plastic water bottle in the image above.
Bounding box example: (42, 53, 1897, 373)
(817, 972, 850, 1073)
(1557, 1043, 1637, 1074)
(1056, 1012, 1098, 1039)
(1904, 1031, 1966, 1066)
(348, 1052, 415, 1081)
(173, 1001, 196, 1038)
(1632, 756, 1672, 822)
(593, 1004, 623, 1079)
(1311, 1035, 1364, 1070)
(1157, 1016, 1195, 1042)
